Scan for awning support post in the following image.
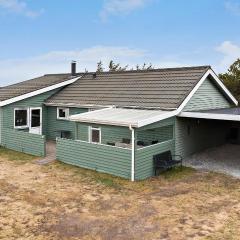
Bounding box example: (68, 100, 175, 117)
(129, 125, 135, 182)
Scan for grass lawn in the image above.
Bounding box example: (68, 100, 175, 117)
(1, 147, 240, 239)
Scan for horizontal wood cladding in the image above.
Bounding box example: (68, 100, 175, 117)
(184, 77, 232, 111)
(135, 139, 175, 180)
(56, 138, 132, 179)
(175, 118, 230, 158)
(1, 128, 46, 156)
(46, 107, 88, 140)
(2, 89, 60, 130)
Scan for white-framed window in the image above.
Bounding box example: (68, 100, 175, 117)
(57, 107, 69, 120)
(89, 126, 101, 144)
(14, 108, 29, 129)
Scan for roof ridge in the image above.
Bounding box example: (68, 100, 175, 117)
(83, 65, 211, 75)
(43, 65, 211, 77)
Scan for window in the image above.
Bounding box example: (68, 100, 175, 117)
(89, 127, 101, 143)
(14, 108, 28, 128)
(57, 107, 69, 120)
(31, 109, 41, 127)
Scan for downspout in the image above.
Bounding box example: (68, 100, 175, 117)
(129, 125, 135, 182)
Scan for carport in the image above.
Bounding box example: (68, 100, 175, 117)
(178, 108, 240, 177)
(179, 108, 240, 144)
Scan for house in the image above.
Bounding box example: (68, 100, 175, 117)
(0, 62, 239, 181)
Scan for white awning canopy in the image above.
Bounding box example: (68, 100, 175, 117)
(179, 108, 240, 121)
(69, 108, 176, 128)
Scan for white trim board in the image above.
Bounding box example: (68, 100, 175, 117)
(179, 111, 240, 121)
(177, 69, 238, 113)
(122, 69, 238, 128)
(0, 76, 81, 107)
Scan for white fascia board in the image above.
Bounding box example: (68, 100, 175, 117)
(208, 69, 238, 106)
(177, 69, 238, 113)
(69, 117, 137, 128)
(137, 110, 178, 128)
(179, 111, 240, 121)
(0, 76, 80, 107)
(138, 69, 239, 128)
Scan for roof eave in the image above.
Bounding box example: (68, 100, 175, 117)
(0, 76, 81, 107)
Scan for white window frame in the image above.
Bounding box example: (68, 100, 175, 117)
(14, 108, 29, 129)
(57, 107, 69, 120)
(89, 126, 101, 144)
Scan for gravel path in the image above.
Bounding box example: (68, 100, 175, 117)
(184, 144, 240, 178)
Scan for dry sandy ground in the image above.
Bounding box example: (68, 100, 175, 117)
(1, 148, 240, 239)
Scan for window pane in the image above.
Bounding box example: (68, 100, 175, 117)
(92, 129, 100, 143)
(31, 109, 40, 127)
(59, 109, 66, 118)
(15, 110, 27, 127)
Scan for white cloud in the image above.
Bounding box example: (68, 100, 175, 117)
(100, 0, 150, 20)
(0, 0, 43, 18)
(0, 45, 194, 87)
(225, 1, 240, 15)
(216, 41, 240, 71)
(0, 46, 147, 86)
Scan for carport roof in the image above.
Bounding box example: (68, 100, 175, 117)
(179, 108, 240, 121)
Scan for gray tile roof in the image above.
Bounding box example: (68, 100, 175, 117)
(46, 66, 210, 109)
(0, 74, 79, 102)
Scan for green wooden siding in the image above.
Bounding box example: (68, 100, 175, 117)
(137, 125, 173, 145)
(1, 128, 46, 156)
(76, 122, 131, 144)
(175, 117, 230, 158)
(1, 89, 60, 132)
(46, 107, 87, 140)
(184, 77, 232, 111)
(56, 138, 131, 179)
(0, 89, 61, 155)
(135, 139, 175, 180)
(56, 120, 175, 180)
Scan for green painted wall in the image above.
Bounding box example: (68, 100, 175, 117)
(137, 125, 173, 145)
(135, 139, 175, 180)
(56, 138, 132, 179)
(175, 117, 230, 158)
(1, 128, 46, 156)
(0, 89, 61, 156)
(1, 89, 61, 133)
(46, 107, 87, 140)
(184, 77, 232, 111)
(76, 122, 131, 144)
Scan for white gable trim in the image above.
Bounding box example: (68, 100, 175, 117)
(177, 69, 238, 113)
(136, 69, 238, 127)
(0, 76, 80, 107)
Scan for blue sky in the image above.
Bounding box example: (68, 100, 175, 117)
(0, 0, 240, 86)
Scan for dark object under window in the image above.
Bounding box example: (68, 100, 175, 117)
(151, 140, 159, 145)
(107, 142, 115, 146)
(122, 138, 131, 144)
(137, 141, 145, 146)
(15, 109, 28, 127)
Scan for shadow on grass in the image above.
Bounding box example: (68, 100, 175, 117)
(0, 147, 36, 162)
(160, 166, 196, 180)
(53, 161, 196, 191)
